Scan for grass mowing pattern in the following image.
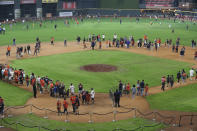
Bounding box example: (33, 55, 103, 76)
(11, 50, 191, 92)
(0, 18, 196, 46)
(0, 81, 32, 106)
(147, 83, 197, 112)
(2, 114, 166, 131)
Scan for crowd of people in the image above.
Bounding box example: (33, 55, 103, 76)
(6, 37, 41, 58)
(112, 67, 197, 107)
(75, 33, 194, 59)
(1, 17, 197, 116)
(160, 68, 197, 91)
(0, 64, 96, 115)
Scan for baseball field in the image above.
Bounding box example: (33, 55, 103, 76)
(0, 17, 197, 131)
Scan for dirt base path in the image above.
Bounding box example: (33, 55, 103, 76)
(1, 42, 197, 131)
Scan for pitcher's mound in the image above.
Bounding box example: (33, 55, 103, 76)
(80, 64, 117, 72)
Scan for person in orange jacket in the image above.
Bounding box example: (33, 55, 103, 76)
(63, 98, 68, 114)
(57, 99, 61, 116)
(7, 45, 11, 56)
(70, 93, 76, 113)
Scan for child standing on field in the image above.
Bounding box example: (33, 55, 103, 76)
(131, 85, 136, 99)
(51, 37, 54, 45)
(136, 80, 140, 96)
(145, 84, 149, 96)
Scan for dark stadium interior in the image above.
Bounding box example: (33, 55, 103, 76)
(0, 0, 196, 21)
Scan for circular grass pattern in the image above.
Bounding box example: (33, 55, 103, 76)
(80, 64, 118, 72)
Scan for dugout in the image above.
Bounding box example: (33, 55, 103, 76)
(0, 0, 14, 21)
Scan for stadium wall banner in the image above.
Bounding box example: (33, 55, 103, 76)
(0, 0, 14, 5)
(20, 0, 36, 4)
(146, 4, 172, 7)
(42, 0, 58, 3)
(63, 2, 76, 9)
(59, 12, 73, 17)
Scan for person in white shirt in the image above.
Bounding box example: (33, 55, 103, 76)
(189, 68, 194, 80)
(70, 83, 75, 94)
(36, 76, 42, 93)
(88, 34, 91, 42)
(90, 88, 95, 104)
(102, 34, 105, 41)
(114, 34, 117, 40)
(9, 69, 14, 80)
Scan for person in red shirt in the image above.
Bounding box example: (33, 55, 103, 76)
(70, 93, 76, 113)
(57, 99, 61, 116)
(63, 98, 68, 114)
(144, 35, 147, 41)
(126, 83, 130, 95)
(40, 79, 45, 89)
(145, 84, 149, 96)
(85, 91, 90, 104)
(49, 82, 54, 97)
(4, 69, 8, 80)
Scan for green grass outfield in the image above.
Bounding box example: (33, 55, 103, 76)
(0, 81, 32, 106)
(0, 17, 196, 46)
(2, 114, 166, 131)
(11, 50, 191, 92)
(147, 83, 197, 112)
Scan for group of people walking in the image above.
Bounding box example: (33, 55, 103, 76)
(112, 80, 149, 107)
(6, 37, 41, 58)
(161, 68, 196, 91)
(56, 87, 95, 115)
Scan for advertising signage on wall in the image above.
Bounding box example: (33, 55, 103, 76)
(21, 0, 36, 4)
(63, 2, 76, 9)
(42, 0, 58, 3)
(59, 12, 73, 17)
(0, 0, 14, 5)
